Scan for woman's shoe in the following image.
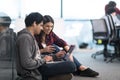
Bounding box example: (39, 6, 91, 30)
(79, 68, 99, 77)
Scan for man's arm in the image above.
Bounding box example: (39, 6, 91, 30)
(18, 36, 45, 70)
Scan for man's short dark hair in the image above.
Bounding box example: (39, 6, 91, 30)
(0, 16, 11, 27)
(25, 12, 43, 27)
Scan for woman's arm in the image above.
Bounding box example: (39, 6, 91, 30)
(64, 45, 70, 52)
(51, 32, 68, 48)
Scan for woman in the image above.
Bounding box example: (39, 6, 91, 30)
(35, 15, 99, 77)
(105, 1, 120, 15)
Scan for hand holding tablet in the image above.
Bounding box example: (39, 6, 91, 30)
(67, 45, 75, 54)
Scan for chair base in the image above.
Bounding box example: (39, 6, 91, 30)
(106, 53, 120, 63)
(91, 50, 113, 61)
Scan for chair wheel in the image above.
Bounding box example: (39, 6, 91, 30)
(91, 54, 96, 59)
(106, 59, 113, 63)
(117, 58, 120, 61)
(104, 58, 107, 61)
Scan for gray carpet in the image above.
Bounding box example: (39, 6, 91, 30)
(72, 49, 120, 80)
(0, 49, 120, 80)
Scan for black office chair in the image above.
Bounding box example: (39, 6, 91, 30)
(91, 15, 120, 62)
(106, 15, 120, 62)
(91, 18, 111, 61)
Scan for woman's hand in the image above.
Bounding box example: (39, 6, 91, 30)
(40, 45, 55, 53)
(64, 45, 70, 52)
(44, 45, 55, 53)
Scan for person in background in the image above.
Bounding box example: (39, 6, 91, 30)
(107, 7, 120, 25)
(105, 1, 120, 16)
(35, 15, 99, 77)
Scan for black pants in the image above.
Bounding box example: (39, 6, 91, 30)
(38, 61, 76, 80)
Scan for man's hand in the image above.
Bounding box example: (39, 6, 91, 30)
(44, 55, 53, 62)
(56, 50, 66, 58)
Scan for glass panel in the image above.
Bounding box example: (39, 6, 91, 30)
(0, 0, 20, 19)
(63, 0, 120, 19)
(63, 20, 93, 49)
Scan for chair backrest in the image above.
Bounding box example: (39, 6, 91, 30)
(91, 19, 109, 41)
(107, 15, 117, 39)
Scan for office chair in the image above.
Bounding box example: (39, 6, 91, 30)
(91, 18, 111, 61)
(106, 15, 120, 62)
(91, 15, 120, 62)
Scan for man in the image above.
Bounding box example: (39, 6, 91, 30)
(16, 12, 53, 80)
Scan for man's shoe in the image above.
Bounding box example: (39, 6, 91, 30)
(79, 68, 99, 77)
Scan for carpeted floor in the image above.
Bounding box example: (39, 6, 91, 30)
(0, 49, 120, 80)
(71, 49, 120, 80)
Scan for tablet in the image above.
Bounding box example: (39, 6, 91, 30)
(67, 45, 75, 54)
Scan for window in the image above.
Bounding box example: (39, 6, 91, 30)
(0, 0, 19, 19)
(63, 0, 120, 19)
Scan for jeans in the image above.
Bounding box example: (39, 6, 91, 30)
(73, 56, 82, 68)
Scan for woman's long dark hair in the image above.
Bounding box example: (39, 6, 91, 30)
(43, 15, 55, 34)
(35, 30, 45, 48)
(43, 15, 54, 25)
